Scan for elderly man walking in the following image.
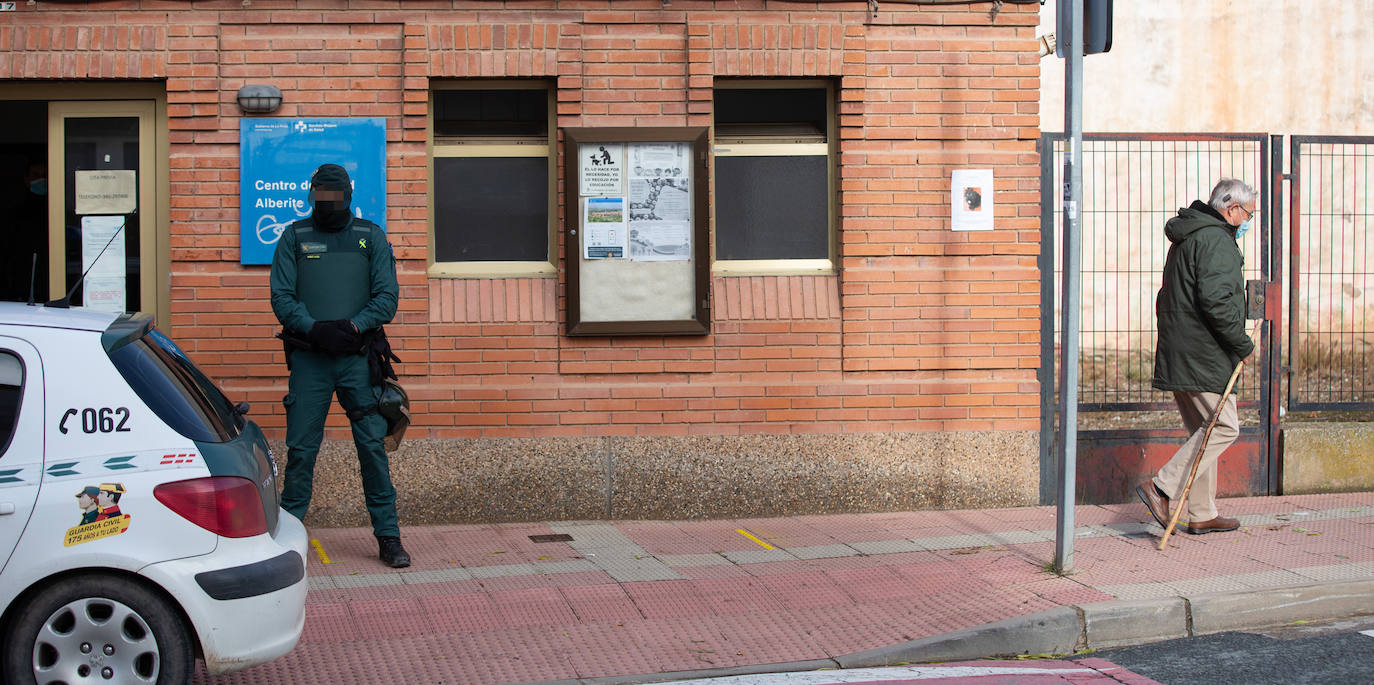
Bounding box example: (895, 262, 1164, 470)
(1137, 178, 1256, 536)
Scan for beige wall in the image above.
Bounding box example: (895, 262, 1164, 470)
(1039, 1, 1374, 357)
(1040, 0, 1374, 136)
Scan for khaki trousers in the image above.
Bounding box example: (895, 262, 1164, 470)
(1153, 391, 1239, 523)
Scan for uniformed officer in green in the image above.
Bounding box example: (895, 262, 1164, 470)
(269, 163, 410, 568)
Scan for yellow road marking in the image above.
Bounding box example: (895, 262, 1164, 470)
(736, 528, 775, 550)
(311, 538, 333, 564)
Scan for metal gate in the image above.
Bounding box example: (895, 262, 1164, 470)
(1289, 136, 1374, 412)
(1038, 133, 1281, 504)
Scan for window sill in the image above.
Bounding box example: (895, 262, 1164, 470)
(710, 259, 834, 277)
(428, 262, 557, 279)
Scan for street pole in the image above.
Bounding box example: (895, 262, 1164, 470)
(1054, 0, 1084, 575)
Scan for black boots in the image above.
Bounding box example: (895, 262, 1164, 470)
(378, 536, 411, 568)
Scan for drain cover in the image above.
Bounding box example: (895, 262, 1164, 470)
(529, 533, 574, 543)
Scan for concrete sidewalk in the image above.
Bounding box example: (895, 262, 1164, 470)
(196, 492, 1374, 684)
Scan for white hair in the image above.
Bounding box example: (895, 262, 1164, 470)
(1209, 178, 1256, 213)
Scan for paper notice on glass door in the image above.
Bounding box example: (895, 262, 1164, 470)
(80, 215, 127, 312)
(583, 196, 627, 259)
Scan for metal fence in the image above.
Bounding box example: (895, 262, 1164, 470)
(1290, 136, 1374, 410)
(1040, 133, 1269, 412)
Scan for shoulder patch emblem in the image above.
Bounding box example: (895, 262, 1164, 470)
(359, 238, 367, 249)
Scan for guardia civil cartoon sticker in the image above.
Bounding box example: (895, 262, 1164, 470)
(65, 482, 132, 547)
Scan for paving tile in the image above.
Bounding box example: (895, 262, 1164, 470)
(416, 593, 502, 633)
(787, 543, 859, 559)
(756, 569, 852, 611)
(1163, 576, 1252, 594)
(659, 552, 732, 567)
(466, 562, 538, 579)
(562, 623, 659, 677)
(398, 567, 474, 585)
(719, 548, 798, 564)
(1099, 581, 1186, 600)
(605, 567, 684, 582)
(1230, 568, 1323, 589)
(1289, 561, 1374, 582)
(308, 572, 404, 590)
(848, 538, 924, 555)
(917, 532, 1021, 550)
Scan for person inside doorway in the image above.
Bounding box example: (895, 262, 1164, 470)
(2, 160, 47, 302)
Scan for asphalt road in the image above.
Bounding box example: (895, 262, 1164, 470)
(1075, 616, 1374, 685)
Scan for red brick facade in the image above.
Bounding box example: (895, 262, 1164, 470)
(1, 1, 1041, 443)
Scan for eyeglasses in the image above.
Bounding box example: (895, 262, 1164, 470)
(1234, 205, 1257, 220)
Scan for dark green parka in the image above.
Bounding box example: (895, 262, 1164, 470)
(1151, 200, 1255, 394)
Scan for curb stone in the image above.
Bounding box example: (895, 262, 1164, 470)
(530, 579, 1374, 685)
(1189, 578, 1374, 634)
(837, 607, 1081, 668)
(842, 579, 1374, 668)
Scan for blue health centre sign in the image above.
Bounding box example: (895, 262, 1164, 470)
(239, 117, 387, 265)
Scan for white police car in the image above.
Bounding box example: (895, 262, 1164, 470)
(0, 302, 308, 683)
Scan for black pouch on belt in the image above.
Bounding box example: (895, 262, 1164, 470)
(367, 327, 402, 386)
(275, 328, 315, 370)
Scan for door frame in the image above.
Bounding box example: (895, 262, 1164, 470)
(48, 100, 158, 315)
(0, 83, 169, 328)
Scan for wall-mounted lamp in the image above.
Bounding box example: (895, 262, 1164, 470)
(236, 84, 282, 114)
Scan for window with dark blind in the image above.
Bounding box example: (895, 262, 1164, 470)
(430, 85, 554, 275)
(713, 82, 835, 271)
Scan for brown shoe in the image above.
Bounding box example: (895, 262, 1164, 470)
(1182, 516, 1240, 535)
(1135, 481, 1170, 529)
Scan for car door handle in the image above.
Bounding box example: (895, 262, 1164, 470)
(0, 503, 14, 515)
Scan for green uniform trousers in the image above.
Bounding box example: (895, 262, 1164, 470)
(280, 348, 398, 538)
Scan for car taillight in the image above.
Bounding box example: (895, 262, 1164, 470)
(154, 477, 267, 538)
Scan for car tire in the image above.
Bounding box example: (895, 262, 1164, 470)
(1, 575, 193, 685)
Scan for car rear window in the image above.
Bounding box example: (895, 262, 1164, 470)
(107, 329, 242, 443)
(0, 352, 21, 456)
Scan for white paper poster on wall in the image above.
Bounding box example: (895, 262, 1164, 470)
(80, 215, 127, 313)
(951, 169, 994, 231)
(580, 143, 624, 195)
(627, 142, 691, 261)
(583, 196, 627, 259)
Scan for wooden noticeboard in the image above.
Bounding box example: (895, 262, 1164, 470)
(563, 127, 710, 336)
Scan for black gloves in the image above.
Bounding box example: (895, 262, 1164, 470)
(308, 320, 362, 354)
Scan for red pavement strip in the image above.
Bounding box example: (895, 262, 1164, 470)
(194, 492, 1373, 684)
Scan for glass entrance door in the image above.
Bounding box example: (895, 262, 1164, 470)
(47, 101, 156, 313)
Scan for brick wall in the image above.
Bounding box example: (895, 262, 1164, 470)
(1, 1, 1041, 442)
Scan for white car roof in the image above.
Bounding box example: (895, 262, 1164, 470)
(0, 301, 120, 332)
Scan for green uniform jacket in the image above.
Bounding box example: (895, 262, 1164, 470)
(1152, 200, 1255, 394)
(269, 216, 398, 335)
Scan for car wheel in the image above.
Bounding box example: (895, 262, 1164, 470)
(1, 575, 193, 685)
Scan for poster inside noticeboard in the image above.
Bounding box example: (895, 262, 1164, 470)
(563, 127, 710, 336)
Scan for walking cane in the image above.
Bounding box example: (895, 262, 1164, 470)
(1156, 341, 1254, 550)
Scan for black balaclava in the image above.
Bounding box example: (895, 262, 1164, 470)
(309, 163, 353, 232)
